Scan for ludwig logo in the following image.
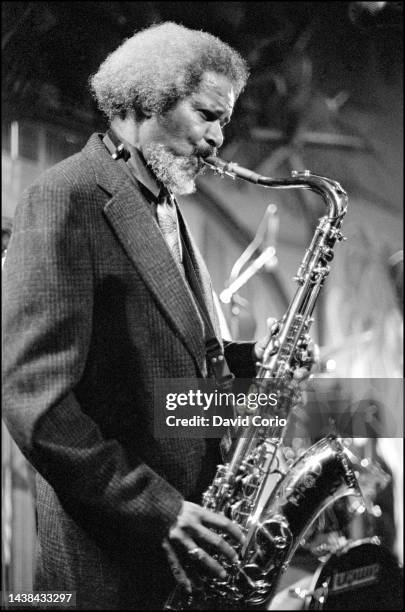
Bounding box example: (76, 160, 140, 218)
(331, 563, 380, 592)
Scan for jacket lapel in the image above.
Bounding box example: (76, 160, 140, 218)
(83, 134, 206, 371)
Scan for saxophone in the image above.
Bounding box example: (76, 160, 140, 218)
(165, 157, 363, 610)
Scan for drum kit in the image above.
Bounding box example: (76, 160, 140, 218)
(269, 537, 403, 610)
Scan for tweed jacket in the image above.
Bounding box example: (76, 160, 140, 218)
(2, 134, 255, 609)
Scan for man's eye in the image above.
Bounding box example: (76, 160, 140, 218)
(199, 110, 216, 121)
(198, 110, 228, 129)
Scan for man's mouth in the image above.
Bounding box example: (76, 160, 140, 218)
(194, 148, 216, 171)
(186, 155, 204, 174)
(168, 148, 216, 176)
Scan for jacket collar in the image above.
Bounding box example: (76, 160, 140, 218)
(122, 139, 162, 201)
(82, 133, 220, 371)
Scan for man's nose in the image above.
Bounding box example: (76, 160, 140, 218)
(205, 121, 224, 149)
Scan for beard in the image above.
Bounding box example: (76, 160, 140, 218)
(143, 143, 204, 195)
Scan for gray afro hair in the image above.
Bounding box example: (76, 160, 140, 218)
(90, 22, 249, 120)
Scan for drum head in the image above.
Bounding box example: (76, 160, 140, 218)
(307, 540, 403, 610)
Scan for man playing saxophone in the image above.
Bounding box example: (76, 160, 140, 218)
(2, 22, 318, 610)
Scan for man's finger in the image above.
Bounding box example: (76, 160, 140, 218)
(194, 525, 239, 563)
(266, 317, 278, 329)
(293, 366, 312, 382)
(167, 532, 228, 582)
(162, 538, 193, 594)
(187, 546, 228, 580)
(199, 509, 245, 545)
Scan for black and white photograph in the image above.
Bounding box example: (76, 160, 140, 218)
(2, 2, 403, 610)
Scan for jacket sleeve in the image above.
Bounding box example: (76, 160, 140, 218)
(2, 180, 183, 558)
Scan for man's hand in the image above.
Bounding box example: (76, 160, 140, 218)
(253, 317, 279, 362)
(253, 317, 319, 381)
(164, 501, 245, 591)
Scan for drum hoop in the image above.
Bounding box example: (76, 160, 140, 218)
(303, 537, 383, 610)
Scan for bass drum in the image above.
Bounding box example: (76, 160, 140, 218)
(269, 539, 403, 611)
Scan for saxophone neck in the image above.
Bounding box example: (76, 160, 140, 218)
(203, 157, 348, 221)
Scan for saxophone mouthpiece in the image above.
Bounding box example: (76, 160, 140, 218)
(203, 156, 233, 178)
(204, 157, 263, 183)
(204, 156, 224, 168)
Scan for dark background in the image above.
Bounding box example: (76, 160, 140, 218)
(2, 1, 403, 138)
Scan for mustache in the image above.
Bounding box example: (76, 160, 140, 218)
(194, 145, 217, 159)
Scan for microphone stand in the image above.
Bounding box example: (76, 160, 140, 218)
(220, 204, 279, 339)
